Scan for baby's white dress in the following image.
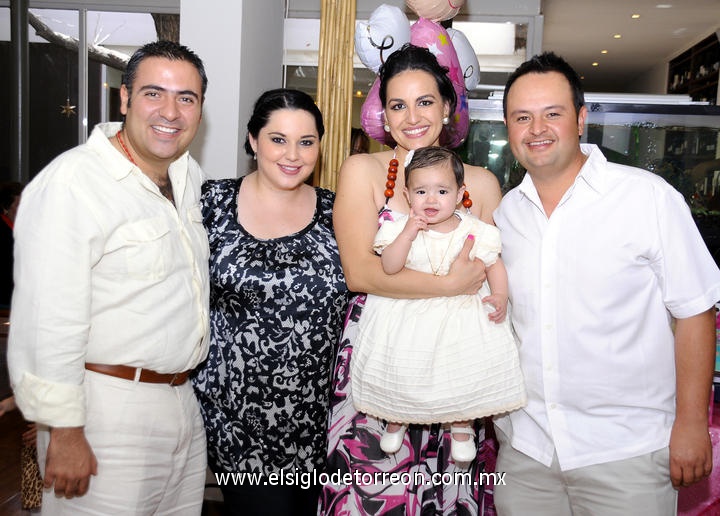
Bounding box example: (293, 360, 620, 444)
(351, 211, 526, 424)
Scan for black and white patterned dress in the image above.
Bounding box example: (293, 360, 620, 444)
(192, 178, 349, 476)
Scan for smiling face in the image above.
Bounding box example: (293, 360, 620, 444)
(248, 108, 320, 190)
(504, 71, 587, 179)
(119, 56, 203, 175)
(404, 162, 464, 231)
(384, 69, 450, 151)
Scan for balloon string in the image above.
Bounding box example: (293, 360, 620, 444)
(367, 31, 395, 65)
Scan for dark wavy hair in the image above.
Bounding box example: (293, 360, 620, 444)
(379, 43, 457, 116)
(503, 51, 585, 119)
(244, 89, 324, 156)
(122, 40, 208, 106)
(405, 146, 464, 188)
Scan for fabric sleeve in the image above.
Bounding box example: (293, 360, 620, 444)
(653, 184, 720, 318)
(8, 166, 103, 427)
(201, 179, 236, 253)
(372, 215, 408, 255)
(469, 218, 502, 266)
(315, 187, 336, 232)
(200, 179, 223, 227)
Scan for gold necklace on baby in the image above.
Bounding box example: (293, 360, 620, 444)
(421, 230, 455, 276)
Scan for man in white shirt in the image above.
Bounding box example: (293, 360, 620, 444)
(8, 41, 210, 514)
(494, 51, 720, 515)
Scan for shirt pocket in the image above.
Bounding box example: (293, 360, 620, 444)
(108, 217, 172, 280)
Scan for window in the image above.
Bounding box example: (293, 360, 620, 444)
(1, 2, 169, 180)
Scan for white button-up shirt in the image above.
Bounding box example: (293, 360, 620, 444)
(494, 144, 720, 471)
(8, 122, 210, 428)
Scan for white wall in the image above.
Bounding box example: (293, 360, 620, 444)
(288, 0, 403, 18)
(626, 62, 668, 95)
(178, 0, 541, 178)
(288, 0, 540, 18)
(180, 0, 284, 179)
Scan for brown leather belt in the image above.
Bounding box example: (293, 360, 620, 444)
(85, 363, 190, 386)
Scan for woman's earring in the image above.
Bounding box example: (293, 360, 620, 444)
(383, 123, 390, 132)
(442, 116, 450, 125)
(253, 153, 257, 161)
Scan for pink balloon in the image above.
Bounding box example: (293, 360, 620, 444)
(360, 18, 469, 149)
(360, 79, 388, 145)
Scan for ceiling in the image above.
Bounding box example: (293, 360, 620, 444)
(286, 0, 720, 98)
(13, 2, 720, 97)
(540, 0, 720, 93)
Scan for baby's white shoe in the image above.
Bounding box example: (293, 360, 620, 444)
(450, 425, 476, 463)
(380, 424, 407, 454)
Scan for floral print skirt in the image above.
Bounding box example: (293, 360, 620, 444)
(319, 295, 498, 515)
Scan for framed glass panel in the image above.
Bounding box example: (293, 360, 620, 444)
(1, 8, 155, 178)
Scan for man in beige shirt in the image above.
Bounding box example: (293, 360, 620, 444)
(9, 41, 210, 515)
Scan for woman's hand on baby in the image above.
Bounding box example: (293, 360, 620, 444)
(447, 236, 486, 295)
(482, 293, 508, 323)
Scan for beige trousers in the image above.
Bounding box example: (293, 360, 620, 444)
(494, 426, 677, 516)
(38, 370, 207, 515)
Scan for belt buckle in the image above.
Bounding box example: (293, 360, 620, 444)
(170, 373, 180, 386)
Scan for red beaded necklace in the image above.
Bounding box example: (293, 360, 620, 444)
(116, 130, 137, 166)
(384, 153, 473, 210)
(384, 157, 399, 199)
(115, 129, 175, 204)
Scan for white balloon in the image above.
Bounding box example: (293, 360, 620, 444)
(355, 4, 411, 73)
(447, 27, 480, 90)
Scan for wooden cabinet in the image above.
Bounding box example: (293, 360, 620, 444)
(668, 34, 720, 104)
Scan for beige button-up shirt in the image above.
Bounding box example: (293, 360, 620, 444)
(8, 122, 209, 427)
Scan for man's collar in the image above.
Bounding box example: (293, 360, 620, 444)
(516, 144, 608, 201)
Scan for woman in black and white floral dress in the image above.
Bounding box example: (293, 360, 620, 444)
(192, 89, 348, 516)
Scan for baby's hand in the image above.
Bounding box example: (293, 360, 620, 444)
(482, 293, 508, 323)
(400, 209, 428, 240)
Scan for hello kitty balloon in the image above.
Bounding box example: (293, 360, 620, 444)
(447, 27, 480, 90)
(405, 0, 466, 22)
(355, 4, 411, 73)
